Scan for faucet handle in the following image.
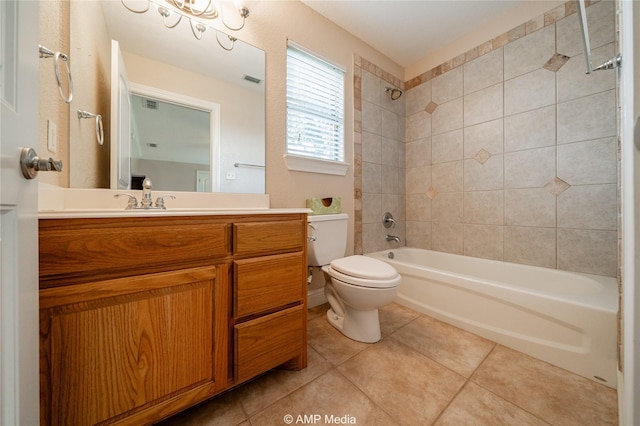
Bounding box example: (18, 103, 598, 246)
(114, 193, 138, 210)
(382, 212, 396, 229)
(154, 195, 176, 210)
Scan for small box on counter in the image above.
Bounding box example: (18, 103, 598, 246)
(306, 197, 341, 215)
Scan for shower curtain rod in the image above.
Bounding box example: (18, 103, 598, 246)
(576, 0, 621, 74)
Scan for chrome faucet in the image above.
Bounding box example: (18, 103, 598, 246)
(114, 177, 176, 210)
(382, 212, 396, 228)
(141, 177, 154, 208)
(386, 234, 401, 243)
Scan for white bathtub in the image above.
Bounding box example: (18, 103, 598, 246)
(366, 248, 618, 388)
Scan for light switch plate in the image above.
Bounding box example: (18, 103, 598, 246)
(47, 120, 57, 153)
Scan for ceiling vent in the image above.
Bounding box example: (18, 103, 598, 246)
(242, 74, 262, 84)
(142, 98, 159, 110)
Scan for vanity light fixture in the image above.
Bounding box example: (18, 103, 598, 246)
(121, 0, 250, 50)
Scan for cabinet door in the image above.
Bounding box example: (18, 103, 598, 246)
(40, 267, 217, 426)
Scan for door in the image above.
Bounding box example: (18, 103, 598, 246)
(0, 0, 40, 424)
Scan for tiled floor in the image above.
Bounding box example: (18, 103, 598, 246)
(158, 303, 618, 426)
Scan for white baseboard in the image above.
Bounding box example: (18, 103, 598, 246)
(307, 288, 327, 308)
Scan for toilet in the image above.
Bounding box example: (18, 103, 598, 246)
(308, 213, 401, 343)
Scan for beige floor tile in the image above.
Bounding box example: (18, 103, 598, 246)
(159, 306, 619, 426)
(236, 345, 333, 416)
(249, 369, 397, 426)
(471, 345, 618, 425)
(379, 302, 421, 336)
(435, 382, 548, 425)
(308, 303, 329, 321)
(155, 390, 247, 426)
(391, 314, 495, 377)
(337, 338, 466, 425)
(307, 316, 370, 365)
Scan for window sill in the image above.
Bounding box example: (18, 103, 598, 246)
(283, 154, 349, 176)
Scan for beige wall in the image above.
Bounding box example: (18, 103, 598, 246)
(39, 0, 111, 188)
(68, 0, 112, 189)
(38, 0, 70, 187)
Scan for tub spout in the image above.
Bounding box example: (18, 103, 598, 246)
(386, 234, 401, 243)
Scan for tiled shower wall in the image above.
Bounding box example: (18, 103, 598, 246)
(355, 0, 618, 278)
(354, 60, 406, 254)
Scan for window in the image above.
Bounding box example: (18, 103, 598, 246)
(285, 42, 348, 175)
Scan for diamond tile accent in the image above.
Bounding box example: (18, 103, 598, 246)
(543, 53, 570, 72)
(474, 149, 492, 165)
(425, 101, 438, 114)
(426, 186, 438, 200)
(544, 177, 571, 196)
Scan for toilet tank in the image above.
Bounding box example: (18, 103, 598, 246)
(307, 213, 348, 266)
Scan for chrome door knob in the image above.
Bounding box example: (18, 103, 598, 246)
(20, 147, 63, 179)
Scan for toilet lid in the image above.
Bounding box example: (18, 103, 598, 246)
(330, 255, 399, 281)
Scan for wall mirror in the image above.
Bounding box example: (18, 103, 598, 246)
(69, 0, 266, 193)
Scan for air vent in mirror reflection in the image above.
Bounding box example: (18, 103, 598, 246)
(142, 98, 159, 110)
(242, 74, 262, 84)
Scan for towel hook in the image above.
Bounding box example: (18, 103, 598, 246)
(39, 45, 74, 104)
(77, 110, 104, 146)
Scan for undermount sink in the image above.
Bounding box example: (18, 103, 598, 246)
(38, 184, 306, 218)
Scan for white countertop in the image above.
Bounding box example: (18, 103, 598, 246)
(38, 184, 310, 219)
(38, 208, 311, 219)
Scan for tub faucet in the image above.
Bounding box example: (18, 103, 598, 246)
(386, 234, 401, 243)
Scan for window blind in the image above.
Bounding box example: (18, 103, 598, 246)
(286, 44, 345, 162)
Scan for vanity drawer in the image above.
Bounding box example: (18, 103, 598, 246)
(39, 217, 232, 287)
(233, 220, 304, 257)
(234, 252, 305, 318)
(234, 304, 305, 383)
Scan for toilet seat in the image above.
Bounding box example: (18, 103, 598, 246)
(327, 255, 401, 289)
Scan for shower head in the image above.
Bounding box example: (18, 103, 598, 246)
(385, 86, 403, 100)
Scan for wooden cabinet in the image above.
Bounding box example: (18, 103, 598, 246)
(39, 213, 307, 425)
(39, 216, 231, 288)
(234, 252, 305, 317)
(39, 267, 220, 426)
(233, 220, 305, 256)
(235, 305, 306, 383)
(232, 219, 308, 383)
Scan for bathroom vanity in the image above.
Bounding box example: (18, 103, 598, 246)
(38, 211, 308, 425)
